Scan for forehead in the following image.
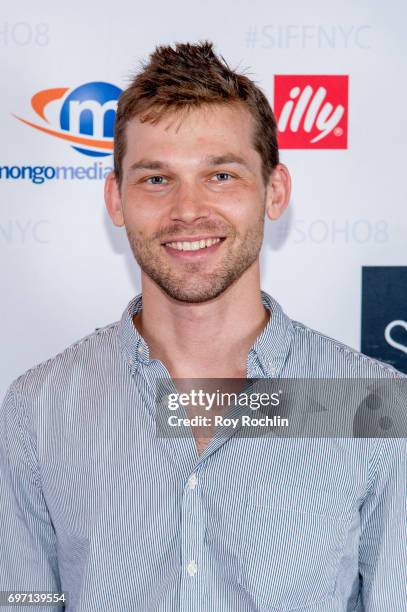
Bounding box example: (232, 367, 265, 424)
(123, 102, 258, 164)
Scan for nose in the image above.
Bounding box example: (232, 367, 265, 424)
(169, 180, 211, 223)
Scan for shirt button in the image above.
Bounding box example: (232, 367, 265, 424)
(186, 560, 198, 576)
(138, 345, 144, 354)
(187, 473, 198, 490)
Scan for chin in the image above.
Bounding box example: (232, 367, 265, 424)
(162, 279, 238, 303)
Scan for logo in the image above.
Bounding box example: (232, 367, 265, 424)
(274, 75, 348, 148)
(13, 81, 122, 157)
(385, 320, 407, 355)
(361, 267, 407, 373)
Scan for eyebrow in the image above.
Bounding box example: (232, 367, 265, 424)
(127, 153, 251, 174)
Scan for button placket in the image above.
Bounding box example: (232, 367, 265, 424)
(187, 473, 198, 490)
(186, 559, 198, 577)
(179, 470, 205, 606)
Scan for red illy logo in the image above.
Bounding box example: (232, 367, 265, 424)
(274, 75, 348, 149)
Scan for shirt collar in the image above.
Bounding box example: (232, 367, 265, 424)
(254, 290, 295, 377)
(118, 293, 148, 375)
(118, 290, 294, 377)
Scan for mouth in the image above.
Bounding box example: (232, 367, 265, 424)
(161, 236, 226, 259)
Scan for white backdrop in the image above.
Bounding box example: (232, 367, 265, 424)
(1, 0, 406, 399)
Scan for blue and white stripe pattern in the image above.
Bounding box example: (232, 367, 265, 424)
(1, 291, 406, 611)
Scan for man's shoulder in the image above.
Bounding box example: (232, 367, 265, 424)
(8, 320, 121, 398)
(288, 317, 405, 379)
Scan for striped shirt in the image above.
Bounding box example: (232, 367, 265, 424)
(0, 290, 406, 611)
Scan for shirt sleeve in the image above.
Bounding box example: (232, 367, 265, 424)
(359, 438, 407, 611)
(0, 382, 63, 610)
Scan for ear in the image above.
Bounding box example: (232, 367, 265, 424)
(104, 171, 124, 227)
(265, 163, 291, 221)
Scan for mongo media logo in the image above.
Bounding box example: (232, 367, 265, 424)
(13, 81, 122, 157)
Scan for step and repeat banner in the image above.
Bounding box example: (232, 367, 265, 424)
(1, 0, 406, 398)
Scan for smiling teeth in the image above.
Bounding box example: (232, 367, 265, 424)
(166, 238, 222, 251)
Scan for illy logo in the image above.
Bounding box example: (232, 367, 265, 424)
(274, 75, 349, 148)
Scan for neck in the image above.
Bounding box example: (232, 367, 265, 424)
(133, 264, 271, 378)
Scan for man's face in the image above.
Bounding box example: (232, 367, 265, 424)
(115, 103, 270, 303)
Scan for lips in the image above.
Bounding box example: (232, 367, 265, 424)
(161, 235, 226, 245)
(166, 237, 222, 251)
(162, 237, 226, 259)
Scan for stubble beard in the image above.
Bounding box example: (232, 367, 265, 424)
(124, 207, 265, 303)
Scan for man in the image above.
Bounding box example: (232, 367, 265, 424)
(0, 41, 406, 612)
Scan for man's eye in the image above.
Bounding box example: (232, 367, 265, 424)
(146, 176, 168, 185)
(213, 172, 233, 181)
